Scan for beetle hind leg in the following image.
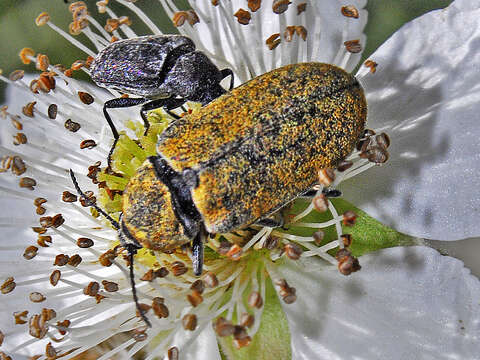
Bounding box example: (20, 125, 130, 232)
(192, 228, 206, 276)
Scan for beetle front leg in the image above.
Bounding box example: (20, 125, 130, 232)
(220, 68, 234, 90)
(140, 98, 187, 133)
(192, 228, 206, 276)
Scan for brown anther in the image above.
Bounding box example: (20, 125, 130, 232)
(23, 246, 39, 260)
(318, 168, 335, 186)
(1, 277, 16, 294)
(76, 238, 93, 249)
(203, 272, 219, 289)
(56, 319, 71, 335)
(341, 234, 353, 247)
(297, 2, 307, 15)
(356, 137, 371, 152)
(37, 235, 52, 247)
(95, 294, 106, 303)
(36, 206, 46, 215)
(11, 116, 23, 130)
(343, 210, 357, 226)
(273, 0, 291, 14)
(72, 6, 88, 22)
(214, 317, 235, 337)
(79, 191, 96, 207)
(182, 314, 197, 331)
(248, 0, 261, 12)
(64, 69, 73, 77)
(263, 235, 279, 250)
(64, 119, 81, 132)
(78, 91, 94, 105)
(85, 55, 94, 68)
(67, 254, 82, 267)
(211, 0, 219, 5)
(11, 156, 26, 175)
(284, 242, 303, 260)
(341, 5, 359, 18)
(364, 59, 378, 73)
(248, 291, 263, 308)
(99, 249, 116, 266)
(102, 280, 118, 292)
(276, 279, 297, 303)
(32, 226, 47, 234)
(41, 308, 56, 322)
(53, 63, 67, 74)
(152, 297, 169, 318)
(54, 254, 69, 266)
(22, 101, 36, 117)
(51, 214, 64, 228)
(362, 146, 389, 164)
(187, 290, 203, 307)
(344, 39, 362, 53)
(233, 336, 252, 349)
(29, 292, 46, 303)
(50, 270, 61, 286)
(240, 313, 255, 328)
(38, 73, 56, 93)
(172, 10, 199, 27)
(171, 261, 188, 276)
(62, 191, 77, 203)
(226, 244, 243, 260)
(105, 18, 120, 32)
(83, 281, 100, 296)
(0, 331, 4, 346)
(155, 267, 169, 278)
(234, 325, 249, 340)
(132, 327, 148, 342)
(45, 104, 58, 120)
(36, 54, 50, 72)
(110, 36, 119, 43)
(45, 342, 57, 359)
(337, 160, 353, 172)
(0, 352, 11, 360)
(9, 70, 24, 81)
(335, 248, 351, 261)
(313, 193, 328, 213)
(80, 139, 97, 149)
(284, 26, 296, 42)
(266, 33, 281, 50)
(20, 48, 35, 65)
(96, 1, 108, 13)
(190, 279, 205, 294)
(13, 132, 27, 145)
(217, 240, 232, 255)
(69, 1, 87, 13)
(35, 12, 51, 26)
(338, 254, 361, 275)
(295, 25, 307, 40)
(140, 269, 155, 281)
(118, 16, 132, 26)
(376, 133, 390, 149)
(19, 177, 37, 190)
(168, 347, 179, 360)
(29, 79, 40, 94)
(29, 313, 49, 338)
(15, 310, 28, 325)
(71, 60, 85, 71)
(234, 9, 251, 25)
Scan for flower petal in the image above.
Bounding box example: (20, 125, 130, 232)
(344, 3, 480, 240)
(277, 246, 480, 359)
(170, 324, 222, 360)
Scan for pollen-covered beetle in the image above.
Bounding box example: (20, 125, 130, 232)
(72, 62, 366, 327)
(90, 35, 234, 141)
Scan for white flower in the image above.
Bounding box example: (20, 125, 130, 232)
(0, 1, 479, 359)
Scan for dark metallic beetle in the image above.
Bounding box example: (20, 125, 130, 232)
(72, 62, 366, 327)
(90, 35, 234, 141)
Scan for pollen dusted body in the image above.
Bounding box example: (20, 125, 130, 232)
(122, 63, 367, 262)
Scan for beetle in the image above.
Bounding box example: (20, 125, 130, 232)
(72, 62, 366, 327)
(90, 35, 234, 143)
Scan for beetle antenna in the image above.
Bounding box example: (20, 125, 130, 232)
(69, 169, 120, 230)
(126, 244, 152, 328)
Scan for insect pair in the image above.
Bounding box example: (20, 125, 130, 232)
(72, 34, 366, 327)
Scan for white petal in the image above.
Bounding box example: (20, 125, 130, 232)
(169, 324, 221, 360)
(344, 3, 480, 240)
(277, 247, 480, 360)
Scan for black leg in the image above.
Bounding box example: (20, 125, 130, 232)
(140, 98, 187, 134)
(192, 230, 205, 276)
(220, 68, 234, 90)
(104, 97, 148, 140)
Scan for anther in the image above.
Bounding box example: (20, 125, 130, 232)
(29, 313, 48, 338)
(203, 272, 219, 288)
(341, 5, 359, 18)
(19, 48, 35, 65)
(248, 0, 261, 12)
(227, 244, 243, 260)
(67, 254, 82, 267)
(9, 70, 24, 81)
(29, 292, 46, 303)
(45, 342, 57, 359)
(11, 116, 23, 130)
(37, 235, 52, 247)
(62, 191, 78, 202)
(80, 139, 97, 149)
(337, 160, 353, 172)
(313, 230, 325, 245)
(22, 101, 36, 117)
(284, 242, 303, 260)
(69, 2, 87, 14)
(78, 91, 94, 105)
(313, 193, 328, 213)
(56, 320, 70, 335)
(83, 281, 100, 296)
(234, 9, 251, 25)
(36, 54, 50, 72)
(171, 261, 188, 276)
(172, 10, 199, 27)
(15, 310, 28, 325)
(240, 313, 255, 328)
(263, 235, 279, 250)
(182, 314, 198, 331)
(99, 249, 116, 266)
(1, 277, 16, 294)
(105, 18, 119, 32)
(65, 119, 81, 132)
(248, 291, 263, 308)
(54, 254, 69, 266)
(364, 60, 378, 73)
(342, 210, 357, 226)
(0, 331, 4, 346)
(132, 328, 148, 342)
(341, 234, 352, 247)
(276, 279, 297, 304)
(135, 304, 151, 318)
(362, 146, 389, 164)
(101, 280, 118, 292)
(49, 270, 61, 286)
(375, 133, 390, 149)
(23, 246, 38, 260)
(119, 16, 132, 26)
(12, 156, 26, 175)
(214, 317, 235, 337)
(266, 33, 281, 50)
(152, 297, 169, 318)
(47, 104, 58, 119)
(336, 249, 361, 275)
(155, 267, 169, 278)
(168, 347, 179, 360)
(19, 177, 37, 190)
(190, 279, 205, 294)
(13, 132, 27, 145)
(344, 39, 362, 53)
(273, 0, 291, 14)
(187, 290, 203, 307)
(318, 168, 335, 186)
(233, 335, 252, 349)
(297, 2, 306, 15)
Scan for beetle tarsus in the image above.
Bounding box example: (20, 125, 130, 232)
(192, 231, 204, 276)
(127, 245, 152, 328)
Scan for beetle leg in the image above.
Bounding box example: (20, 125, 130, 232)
(256, 217, 284, 228)
(220, 68, 235, 90)
(104, 97, 148, 139)
(192, 228, 206, 276)
(140, 97, 187, 133)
